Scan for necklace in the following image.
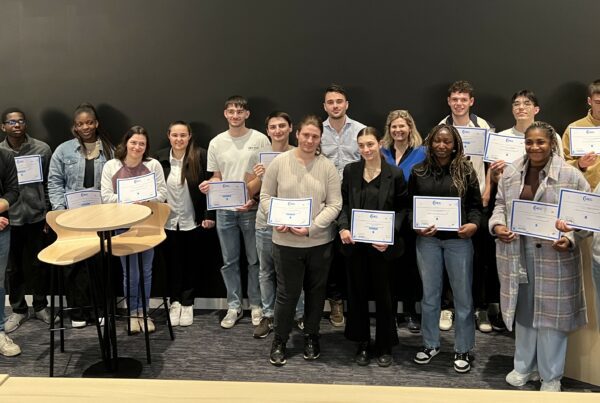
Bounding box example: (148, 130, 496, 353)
(363, 166, 381, 182)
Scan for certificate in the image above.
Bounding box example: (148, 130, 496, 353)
(351, 209, 395, 245)
(510, 200, 560, 241)
(267, 197, 312, 227)
(557, 189, 600, 232)
(206, 181, 247, 210)
(14, 155, 43, 185)
(455, 126, 488, 157)
(483, 133, 525, 163)
(413, 196, 461, 231)
(65, 190, 102, 209)
(116, 172, 157, 203)
(569, 127, 600, 156)
(259, 152, 281, 169)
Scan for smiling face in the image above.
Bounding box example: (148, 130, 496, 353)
(511, 95, 539, 125)
(323, 91, 349, 120)
(168, 124, 191, 154)
(525, 128, 552, 167)
(1, 112, 27, 140)
(357, 133, 381, 162)
(296, 124, 322, 155)
(224, 105, 249, 128)
(73, 112, 99, 143)
(389, 117, 411, 145)
(431, 128, 455, 166)
(447, 91, 474, 119)
(266, 117, 292, 143)
(588, 93, 600, 120)
(126, 133, 147, 160)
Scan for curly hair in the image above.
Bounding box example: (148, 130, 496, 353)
(414, 124, 473, 197)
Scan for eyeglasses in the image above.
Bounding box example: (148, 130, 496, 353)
(3, 119, 25, 126)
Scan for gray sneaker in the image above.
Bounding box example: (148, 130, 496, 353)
(4, 312, 28, 334)
(34, 308, 58, 325)
(0, 332, 21, 357)
(220, 308, 242, 329)
(253, 317, 273, 338)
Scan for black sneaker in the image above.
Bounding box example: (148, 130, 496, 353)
(491, 314, 507, 332)
(253, 317, 273, 339)
(414, 347, 440, 364)
(303, 334, 320, 360)
(269, 336, 287, 366)
(453, 352, 472, 373)
(377, 354, 393, 367)
(406, 315, 421, 334)
(355, 341, 370, 366)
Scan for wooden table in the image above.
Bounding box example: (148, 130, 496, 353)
(56, 203, 151, 378)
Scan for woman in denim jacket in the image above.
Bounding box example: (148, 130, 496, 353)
(47, 103, 114, 328)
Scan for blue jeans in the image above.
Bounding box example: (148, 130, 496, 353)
(256, 226, 304, 318)
(0, 227, 10, 332)
(416, 236, 475, 353)
(117, 230, 153, 314)
(216, 210, 260, 310)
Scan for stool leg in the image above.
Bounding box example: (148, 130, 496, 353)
(58, 267, 65, 353)
(126, 255, 131, 336)
(87, 261, 106, 362)
(49, 266, 56, 377)
(164, 296, 174, 340)
(137, 253, 151, 364)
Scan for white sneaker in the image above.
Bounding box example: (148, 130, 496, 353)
(540, 378, 561, 392)
(169, 302, 182, 327)
(476, 309, 492, 333)
(71, 319, 87, 328)
(35, 308, 58, 324)
(4, 312, 28, 334)
(139, 317, 155, 333)
(0, 332, 21, 357)
(439, 309, 454, 331)
(251, 306, 263, 326)
(180, 305, 194, 327)
(221, 308, 243, 329)
(505, 369, 540, 387)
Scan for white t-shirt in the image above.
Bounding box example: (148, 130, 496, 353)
(207, 129, 270, 181)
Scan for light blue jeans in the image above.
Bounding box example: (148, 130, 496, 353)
(0, 227, 10, 332)
(256, 226, 304, 319)
(216, 210, 260, 310)
(514, 237, 567, 382)
(117, 229, 153, 314)
(416, 236, 475, 353)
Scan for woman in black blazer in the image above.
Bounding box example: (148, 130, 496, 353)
(155, 121, 215, 327)
(337, 127, 407, 367)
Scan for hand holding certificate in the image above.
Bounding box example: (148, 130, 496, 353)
(413, 196, 461, 231)
(15, 155, 43, 185)
(206, 181, 248, 210)
(116, 172, 158, 203)
(483, 133, 525, 163)
(258, 152, 281, 170)
(65, 190, 102, 209)
(510, 200, 560, 241)
(351, 209, 395, 245)
(569, 127, 600, 156)
(268, 197, 312, 227)
(456, 127, 488, 157)
(557, 189, 600, 232)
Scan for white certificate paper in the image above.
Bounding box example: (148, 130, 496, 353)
(65, 190, 102, 209)
(510, 200, 560, 241)
(569, 127, 600, 156)
(413, 196, 461, 231)
(558, 189, 600, 232)
(456, 127, 488, 157)
(258, 152, 281, 169)
(14, 155, 43, 185)
(483, 133, 525, 163)
(206, 181, 247, 210)
(116, 172, 158, 203)
(267, 197, 312, 227)
(351, 209, 395, 245)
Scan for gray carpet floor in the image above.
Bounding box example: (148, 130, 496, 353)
(1, 309, 598, 393)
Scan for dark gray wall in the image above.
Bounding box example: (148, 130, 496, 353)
(2, 0, 598, 298)
(1, 0, 598, 150)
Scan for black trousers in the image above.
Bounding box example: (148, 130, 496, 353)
(325, 237, 345, 301)
(64, 255, 104, 322)
(165, 227, 202, 306)
(394, 230, 422, 315)
(273, 242, 333, 341)
(345, 244, 398, 354)
(6, 221, 50, 314)
(471, 213, 500, 308)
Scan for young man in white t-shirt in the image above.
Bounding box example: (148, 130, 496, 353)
(200, 95, 270, 329)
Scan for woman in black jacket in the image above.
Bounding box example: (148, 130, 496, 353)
(155, 121, 215, 327)
(337, 127, 407, 367)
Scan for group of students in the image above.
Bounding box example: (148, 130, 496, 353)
(0, 79, 599, 393)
